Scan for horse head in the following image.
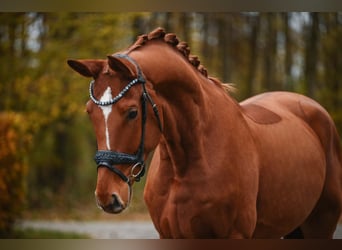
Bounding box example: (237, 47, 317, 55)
(67, 54, 163, 213)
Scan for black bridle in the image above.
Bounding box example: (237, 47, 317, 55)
(90, 54, 162, 184)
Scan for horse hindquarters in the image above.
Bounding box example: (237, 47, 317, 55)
(295, 100, 342, 238)
(243, 92, 341, 238)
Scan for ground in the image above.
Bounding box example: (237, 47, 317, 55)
(17, 204, 342, 239)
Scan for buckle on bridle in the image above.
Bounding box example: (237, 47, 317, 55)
(130, 162, 145, 182)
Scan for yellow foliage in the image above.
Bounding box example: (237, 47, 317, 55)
(0, 112, 30, 236)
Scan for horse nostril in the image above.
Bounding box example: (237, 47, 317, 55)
(112, 193, 123, 209)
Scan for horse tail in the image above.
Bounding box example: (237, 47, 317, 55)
(326, 116, 342, 215)
(298, 99, 342, 236)
(328, 119, 342, 223)
(332, 123, 342, 201)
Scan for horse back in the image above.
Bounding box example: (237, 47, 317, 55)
(241, 92, 341, 166)
(241, 91, 340, 154)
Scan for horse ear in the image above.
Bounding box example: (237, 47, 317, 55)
(107, 55, 135, 79)
(67, 59, 104, 78)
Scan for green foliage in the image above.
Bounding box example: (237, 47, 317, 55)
(9, 228, 90, 239)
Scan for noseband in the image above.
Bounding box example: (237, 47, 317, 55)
(90, 54, 162, 184)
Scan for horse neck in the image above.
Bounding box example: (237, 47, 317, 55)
(130, 43, 245, 175)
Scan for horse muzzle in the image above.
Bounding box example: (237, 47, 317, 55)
(95, 191, 127, 214)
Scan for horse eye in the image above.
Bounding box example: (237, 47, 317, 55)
(127, 109, 138, 120)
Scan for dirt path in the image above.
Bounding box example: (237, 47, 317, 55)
(17, 220, 342, 239)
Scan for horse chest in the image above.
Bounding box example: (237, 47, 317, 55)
(146, 181, 193, 237)
(152, 195, 212, 238)
(146, 179, 240, 238)
(145, 146, 258, 238)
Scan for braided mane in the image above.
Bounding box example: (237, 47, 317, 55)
(127, 27, 234, 93)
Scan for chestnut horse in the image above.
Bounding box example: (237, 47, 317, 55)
(68, 28, 342, 238)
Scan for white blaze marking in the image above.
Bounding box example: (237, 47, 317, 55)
(99, 87, 112, 150)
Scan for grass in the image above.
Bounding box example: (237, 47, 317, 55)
(7, 228, 90, 239)
(21, 199, 151, 222)
(8, 200, 151, 239)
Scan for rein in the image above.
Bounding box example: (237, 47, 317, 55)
(90, 54, 162, 184)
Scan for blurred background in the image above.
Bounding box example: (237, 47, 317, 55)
(0, 12, 341, 237)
